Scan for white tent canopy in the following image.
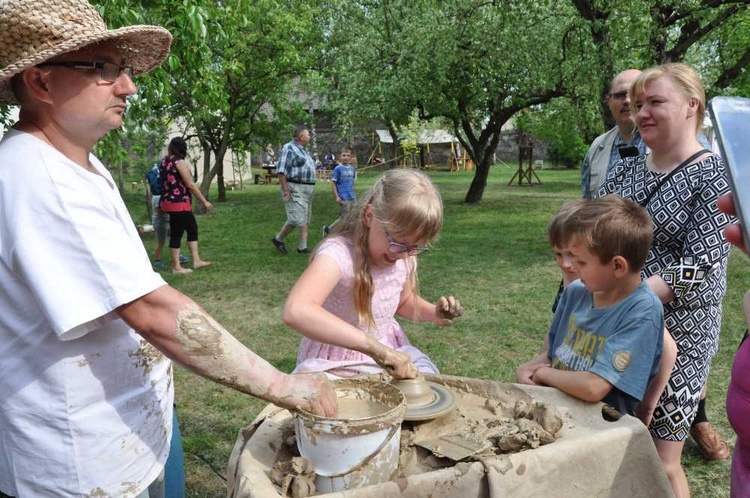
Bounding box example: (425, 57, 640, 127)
(375, 129, 458, 144)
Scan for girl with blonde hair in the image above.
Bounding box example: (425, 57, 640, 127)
(285, 169, 464, 378)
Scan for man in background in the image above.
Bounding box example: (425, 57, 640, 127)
(581, 69, 646, 199)
(271, 125, 317, 255)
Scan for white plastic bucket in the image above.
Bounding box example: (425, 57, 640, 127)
(294, 379, 406, 493)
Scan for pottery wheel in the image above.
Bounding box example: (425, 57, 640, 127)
(404, 382, 456, 421)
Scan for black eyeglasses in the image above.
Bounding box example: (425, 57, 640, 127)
(384, 230, 429, 256)
(38, 61, 133, 83)
(608, 91, 629, 101)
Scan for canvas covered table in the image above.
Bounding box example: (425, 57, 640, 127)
(227, 375, 673, 498)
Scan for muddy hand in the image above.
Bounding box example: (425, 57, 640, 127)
(365, 336, 417, 379)
(435, 296, 464, 326)
(278, 372, 338, 417)
(383, 349, 418, 379)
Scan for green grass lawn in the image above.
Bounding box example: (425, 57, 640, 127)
(125, 163, 750, 497)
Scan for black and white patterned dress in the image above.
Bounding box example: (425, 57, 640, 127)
(598, 153, 732, 441)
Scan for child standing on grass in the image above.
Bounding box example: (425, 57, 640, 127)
(516, 195, 672, 418)
(548, 199, 586, 314)
(284, 169, 464, 379)
(516, 200, 585, 385)
(323, 148, 357, 238)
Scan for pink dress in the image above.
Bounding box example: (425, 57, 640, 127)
(293, 236, 438, 376)
(728, 334, 750, 497)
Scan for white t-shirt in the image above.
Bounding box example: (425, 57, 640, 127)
(0, 130, 173, 497)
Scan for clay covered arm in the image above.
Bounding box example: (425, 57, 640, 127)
(117, 285, 337, 417)
(396, 278, 464, 326)
(532, 367, 612, 403)
(175, 159, 212, 210)
(636, 327, 677, 426)
(283, 254, 417, 379)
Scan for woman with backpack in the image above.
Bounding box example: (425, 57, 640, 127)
(159, 137, 213, 274)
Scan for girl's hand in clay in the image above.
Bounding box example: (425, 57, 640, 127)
(365, 336, 418, 379)
(275, 372, 338, 417)
(435, 296, 464, 326)
(382, 349, 418, 379)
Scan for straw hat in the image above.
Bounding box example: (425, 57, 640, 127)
(0, 0, 173, 105)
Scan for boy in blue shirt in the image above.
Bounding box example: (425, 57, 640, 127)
(517, 195, 673, 417)
(323, 148, 357, 237)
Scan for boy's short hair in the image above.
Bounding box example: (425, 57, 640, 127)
(340, 147, 352, 154)
(563, 195, 653, 272)
(548, 199, 587, 248)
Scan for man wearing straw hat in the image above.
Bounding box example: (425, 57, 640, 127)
(0, 1, 336, 497)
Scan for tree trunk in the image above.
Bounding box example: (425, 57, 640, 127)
(216, 151, 227, 203)
(464, 154, 493, 204)
(462, 130, 502, 204)
(201, 141, 211, 185)
(387, 123, 400, 168)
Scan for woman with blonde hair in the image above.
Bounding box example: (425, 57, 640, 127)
(284, 169, 464, 379)
(599, 63, 733, 497)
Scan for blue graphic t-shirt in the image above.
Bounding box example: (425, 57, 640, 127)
(547, 280, 664, 415)
(332, 164, 357, 201)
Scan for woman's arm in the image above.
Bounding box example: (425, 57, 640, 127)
(636, 327, 677, 426)
(644, 275, 676, 304)
(649, 166, 732, 301)
(176, 159, 212, 210)
(283, 254, 416, 378)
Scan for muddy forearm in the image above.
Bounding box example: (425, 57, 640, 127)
(169, 306, 286, 401)
(119, 289, 287, 404)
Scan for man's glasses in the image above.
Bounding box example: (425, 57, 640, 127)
(38, 61, 133, 83)
(608, 91, 629, 101)
(384, 230, 429, 256)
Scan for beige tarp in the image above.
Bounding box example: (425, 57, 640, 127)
(227, 375, 673, 498)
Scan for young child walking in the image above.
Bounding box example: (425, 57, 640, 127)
(516, 195, 670, 417)
(323, 148, 357, 237)
(284, 169, 464, 379)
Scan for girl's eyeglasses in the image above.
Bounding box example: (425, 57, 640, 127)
(384, 230, 429, 256)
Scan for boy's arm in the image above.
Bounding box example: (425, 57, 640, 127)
(636, 327, 676, 426)
(532, 367, 612, 402)
(515, 349, 551, 385)
(330, 179, 340, 203)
